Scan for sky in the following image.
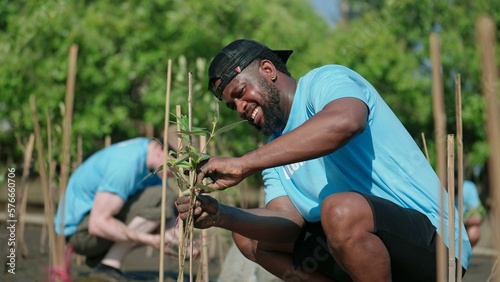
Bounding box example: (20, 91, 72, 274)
(311, 0, 342, 26)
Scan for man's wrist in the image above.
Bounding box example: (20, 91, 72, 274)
(239, 155, 257, 178)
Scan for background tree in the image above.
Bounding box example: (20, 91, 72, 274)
(1, 0, 497, 202)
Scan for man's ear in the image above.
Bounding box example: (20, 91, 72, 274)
(157, 145, 165, 159)
(260, 59, 276, 81)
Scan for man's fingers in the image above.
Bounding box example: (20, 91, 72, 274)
(175, 196, 192, 213)
(196, 170, 206, 185)
(177, 195, 190, 204)
(196, 159, 210, 183)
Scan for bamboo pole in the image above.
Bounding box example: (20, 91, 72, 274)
(176, 105, 186, 282)
(56, 43, 78, 280)
(447, 135, 456, 282)
(30, 95, 60, 278)
(197, 135, 209, 282)
(58, 43, 78, 197)
(455, 74, 464, 282)
(40, 107, 55, 255)
(421, 132, 430, 163)
(17, 133, 35, 258)
(104, 135, 111, 147)
(73, 134, 84, 267)
(188, 72, 194, 282)
(159, 59, 173, 282)
(76, 135, 82, 167)
(476, 15, 500, 282)
(430, 32, 447, 282)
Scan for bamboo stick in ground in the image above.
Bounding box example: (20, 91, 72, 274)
(56, 44, 78, 280)
(447, 135, 456, 282)
(40, 107, 55, 255)
(104, 135, 111, 147)
(187, 71, 194, 282)
(159, 59, 173, 282)
(476, 14, 500, 282)
(76, 135, 82, 169)
(17, 133, 35, 258)
(455, 74, 464, 282)
(430, 32, 447, 282)
(58, 43, 78, 198)
(73, 134, 84, 266)
(421, 132, 430, 163)
(198, 135, 210, 282)
(30, 95, 60, 279)
(176, 105, 187, 282)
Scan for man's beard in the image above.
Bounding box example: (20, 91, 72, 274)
(257, 79, 285, 136)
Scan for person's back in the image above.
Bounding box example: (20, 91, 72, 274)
(55, 137, 160, 237)
(457, 180, 485, 247)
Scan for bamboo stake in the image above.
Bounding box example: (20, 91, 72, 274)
(421, 132, 430, 163)
(176, 105, 186, 282)
(76, 135, 82, 168)
(146, 122, 154, 138)
(40, 107, 56, 255)
(476, 15, 500, 282)
(30, 95, 60, 278)
(159, 59, 173, 282)
(74, 134, 85, 267)
(104, 135, 111, 147)
(188, 72, 194, 282)
(447, 135, 456, 282)
(197, 135, 209, 282)
(17, 133, 35, 258)
(430, 32, 447, 282)
(59, 43, 78, 197)
(455, 74, 464, 282)
(56, 44, 78, 280)
(43, 104, 55, 260)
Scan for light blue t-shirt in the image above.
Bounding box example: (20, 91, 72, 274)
(54, 138, 161, 236)
(263, 65, 471, 268)
(456, 180, 483, 219)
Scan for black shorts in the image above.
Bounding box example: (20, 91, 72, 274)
(292, 193, 465, 282)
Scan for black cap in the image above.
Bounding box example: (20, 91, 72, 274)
(208, 39, 293, 100)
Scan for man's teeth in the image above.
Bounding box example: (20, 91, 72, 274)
(251, 108, 259, 119)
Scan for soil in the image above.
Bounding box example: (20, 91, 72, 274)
(1, 222, 232, 282)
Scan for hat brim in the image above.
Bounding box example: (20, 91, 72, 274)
(272, 50, 293, 65)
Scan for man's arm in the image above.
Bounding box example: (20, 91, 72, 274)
(178, 195, 304, 243)
(245, 97, 368, 170)
(218, 195, 305, 243)
(198, 97, 368, 190)
(88, 191, 155, 245)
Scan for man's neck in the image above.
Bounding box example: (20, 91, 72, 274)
(279, 76, 298, 126)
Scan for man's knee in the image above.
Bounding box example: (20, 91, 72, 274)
(68, 231, 113, 258)
(122, 186, 174, 221)
(320, 192, 374, 243)
(232, 233, 257, 261)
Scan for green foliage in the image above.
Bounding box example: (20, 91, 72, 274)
(152, 111, 246, 195)
(312, 0, 498, 175)
(0, 0, 327, 167)
(0, 0, 497, 185)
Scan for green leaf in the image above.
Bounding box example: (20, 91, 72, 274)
(215, 120, 246, 135)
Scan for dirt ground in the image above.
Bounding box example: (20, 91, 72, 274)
(0, 183, 498, 282)
(1, 222, 231, 282)
(0, 208, 497, 282)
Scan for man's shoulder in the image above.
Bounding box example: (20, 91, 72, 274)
(463, 180, 479, 194)
(300, 64, 361, 86)
(304, 64, 353, 76)
(79, 138, 149, 168)
(113, 137, 150, 148)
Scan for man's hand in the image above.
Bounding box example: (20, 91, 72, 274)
(176, 194, 220, 229)
(196, 156, 248, 191)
